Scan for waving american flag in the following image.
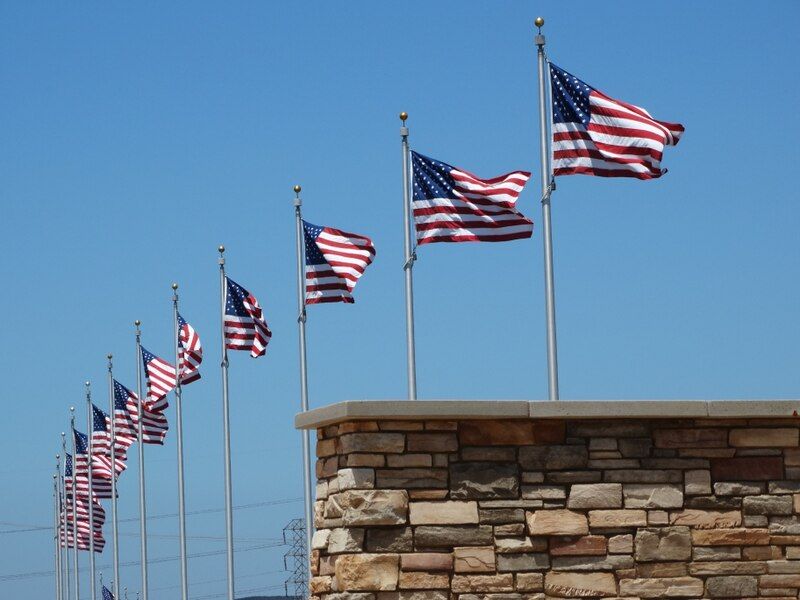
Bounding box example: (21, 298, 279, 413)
(178, 313, 202, 384)
(141, 346, 175, 407)
(411, 151, 533, 244)
(114, 379, 168, 445)
(303, 220, 375, 304)
(224, 277, 272, 358)
(550, 62, 684, 179)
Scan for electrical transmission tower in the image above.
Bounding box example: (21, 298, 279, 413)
(283, 518, 308, 599)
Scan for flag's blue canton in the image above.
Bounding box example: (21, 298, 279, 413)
(225, 278, 252, 317)
(141, 347, 158, 368)
(411, 152, 459, 201)
(92, 404, 109, 433)
(550, 63, 594, 126)
(178, 314, 188, 328)
(65, 453, 73, 477)
(302, 221, 327, 266)
(102, 585, 114, 600)
(113, 380, 131, 411)
(74, 430, 88, 454)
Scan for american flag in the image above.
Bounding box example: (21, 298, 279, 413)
(411, 151, 533, 244)
(141, 346, 176, 407)
(65, 496, 105, 534)
(550, 62, 684, 179)
(303, 220, 376, 304)
(60, 524, 105, 552)
(103, 585, 115, 600)
(224, 277, 272, 357)
(72, 430, 113, 498)
(92, 404, 127, 477)
(114, 379, 169, 445)
(178, 313, 202, 384)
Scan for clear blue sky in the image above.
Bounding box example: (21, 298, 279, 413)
(1, 2, 798, 598)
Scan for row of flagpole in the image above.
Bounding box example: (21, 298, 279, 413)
(52, 15, 686, 600)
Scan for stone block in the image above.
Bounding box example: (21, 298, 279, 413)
(619, 577, 704, 598)
(409, 501, 479, 525)
(527, 509, 588, 536)
(550, 535, 607, 556)
(375, 469, 448, 489)
(743, 495, 794, 515)
(589, 438, 618, 451)
(312, 528, 331, 550)
(340, 433, 405, 454)
(328, 528, 365, 554)
(691, 528, 770, 546)
(634, 527, 691, 562)
(406, 433, 457, 452)
(551, 554, 634, 572)
(366, 528, 413, 552)
(408, 489, 448, 500)
(386, 454, 432, 468)
(522, 485, 566, 500)
(669, 510, 742, 529)
(453, 546, 496, 573)
(346, 453, 386, 468)
(705, 575, 758, 597)
(623, 484, 683, 509)
(399, 552, 453, 571)
(450, 462, 519, 500)
(692, 546, 741, 560)
(494, 536, 547, 554)
(335, 553, 400, 592)
(710, 457, 783, 481)
(568, 484, 623, 509)
(569, 421, 649, 438)
(338, 468, 375, 491)
(515, 572, 544, 591)
(653, 428, 727, 448)
(458, 420, 537, 446)
(608, 534, 633, 554)
(338, 421, 380, 434)
(493, 523, 524, 536)
(648, 510, 669, 525)
(588, 509, 647, 529)
(544, 571, 617, 597)
(496, 552, 550, 572)
(759, 574, 800, 588)
(603, 469, 682, 483)
(618, 437, 653, 457)
(685, 470, 712, 495)
(479, 508, 525, 524)
(713, 481, 765, 496)
(461, 447, 517, 461)
(413, 525, 493, 548)
(547, 470, 602, 484)
(730, 428, 799, 447)
(769, 480, 800, 493)
(689, 561, 767, 575)
(769, 515, 800, 534)
(378, 420, 424, 431)
(310, 575, 333, 594)
(519, 445, 588, 470)
(341, 490, 409, 526)
(317, 438, 338, 457)
(397, 571, 449, 589)
(450, 573, 514, 593)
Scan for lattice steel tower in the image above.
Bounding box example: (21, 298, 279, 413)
(283, 518, 308, 598)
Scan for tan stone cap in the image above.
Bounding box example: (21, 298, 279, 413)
(294, 399, 800, 429)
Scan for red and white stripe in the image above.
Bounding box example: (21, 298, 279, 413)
(306, 227, 376, 304)
(179, 317, 203, 384)
(553, 91, 684, 180)
(224, 297, 272, 358)
(414, 168, 533, 244)
(143, 351, 176, 406)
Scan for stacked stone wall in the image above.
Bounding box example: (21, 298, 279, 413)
(309, 417, 800, 599)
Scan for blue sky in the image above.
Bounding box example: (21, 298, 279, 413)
(1, 1, 798, 598)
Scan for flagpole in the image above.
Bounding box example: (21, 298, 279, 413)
(107, 354, 121, 600)
(69, 408, 80, 600)
(61, 433, 71, 600)
(86, 382, 97, 600)
(399, 111, 418, 400)
(55, 454, 65, 600)
(535, 17, 560, 401)
(134, 320, 150, 600)
(292, 185, 315, 575)
(218, 245, 235, 600)
(53, 472, 61, 600)
(172, 283, 190, 600)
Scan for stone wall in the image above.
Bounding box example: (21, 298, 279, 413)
(309, 417, 800, 599)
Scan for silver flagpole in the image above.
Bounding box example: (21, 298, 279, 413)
(172, 283, 190, 600)
(218, 245, 235, 600)
(56, 454, 65, 600)
(53, 472, 60, 600)
(69, 408, 80, 600)
(86, 382, 97, 600)
(134, 320, 150, 600)
(292, 185, 315, 575)
(107, 354, 121, 600)
(61, 433, 71, 600)
(399, 112, 418, 400)
(535, 17, 560, 401)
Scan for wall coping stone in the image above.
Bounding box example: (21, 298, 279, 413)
(295, 399, 800, 429)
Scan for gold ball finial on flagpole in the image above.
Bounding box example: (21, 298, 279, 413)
(294, 184, 302, 194)
(172, 282, 178, 291)
(218, 245, 225, 254)
(535, 16, 544, 28)
(399, 111, 408, 122)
